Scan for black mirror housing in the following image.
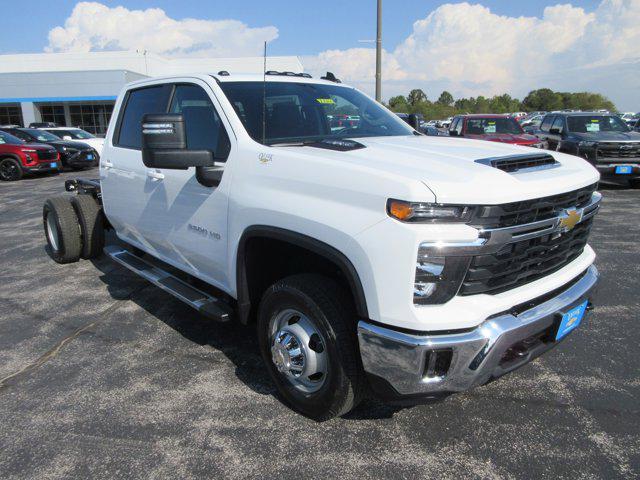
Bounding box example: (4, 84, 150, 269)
(407, 114, 421, 130)
(141, 113, 214, 169)
(549, 127, 561, 135)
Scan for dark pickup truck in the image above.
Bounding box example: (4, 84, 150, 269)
(535, 112, 640, 187)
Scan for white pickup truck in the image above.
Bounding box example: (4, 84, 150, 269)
(42, 72, 601, 420)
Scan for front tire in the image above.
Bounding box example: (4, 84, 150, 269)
(257, 274, 364, 421)
(43, 197, 82, 264)
(0, 158, 23, 181)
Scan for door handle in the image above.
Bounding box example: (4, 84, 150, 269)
(147, 170, 165, 181)
(102, 161, 114, 169)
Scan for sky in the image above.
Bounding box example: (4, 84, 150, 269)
(0, 0, 638, 110)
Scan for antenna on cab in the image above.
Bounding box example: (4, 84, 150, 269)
(262, 41, 267, 145)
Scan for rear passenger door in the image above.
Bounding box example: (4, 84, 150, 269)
(101, 83, 172, 254)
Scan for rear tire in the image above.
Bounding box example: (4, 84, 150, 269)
(43, 197, 82, 264)
(71, 195, 105, 259)
(0, 158, 23, 181)
(257, 274, 365, 421)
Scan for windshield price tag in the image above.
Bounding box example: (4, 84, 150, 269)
(586, 121, 600, 132)
(316, 98, 335, 105)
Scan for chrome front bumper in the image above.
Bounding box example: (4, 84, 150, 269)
(358, 265, 599, 398)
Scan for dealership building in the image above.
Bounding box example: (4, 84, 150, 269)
(0, 51, 304, 136)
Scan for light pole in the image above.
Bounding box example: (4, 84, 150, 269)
(375, 0, 382, 102)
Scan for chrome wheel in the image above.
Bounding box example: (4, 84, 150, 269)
(45, 212, 60, 252)
(269, 309, 328, 393)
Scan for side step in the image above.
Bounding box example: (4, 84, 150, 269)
(105, 245, 233, 322)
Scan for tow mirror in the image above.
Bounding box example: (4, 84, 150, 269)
(408, 114, 421, 131)
(141, 113, 214, 170)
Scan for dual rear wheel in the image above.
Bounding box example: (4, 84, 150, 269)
(43, 195, 104, 263)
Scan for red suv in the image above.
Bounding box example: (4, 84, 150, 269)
(0, 130, 60, 181)
(448, 114, 544, 148)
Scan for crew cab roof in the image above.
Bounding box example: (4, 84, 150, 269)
(123, 73, 352, 89)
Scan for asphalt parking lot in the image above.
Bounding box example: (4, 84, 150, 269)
(0, 168, 638, 479)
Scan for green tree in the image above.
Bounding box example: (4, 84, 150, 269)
(522, 88, 564, 111)
(437, 91, 454, 106)
(407, 89, 428, 107)
(388, 95, 409, 112)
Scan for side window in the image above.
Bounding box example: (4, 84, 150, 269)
(116, 85, 171, 149)
(169, 84, 231, 160)
(551, 116, 564, 132)
(540, 115, 554, 132)
(449, 118, 458, 132)
(454, 118, 464, 135)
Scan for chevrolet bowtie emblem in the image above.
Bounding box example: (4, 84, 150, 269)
(558, 208, 582, 232)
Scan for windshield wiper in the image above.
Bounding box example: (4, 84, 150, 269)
(268, 138, 331, 147)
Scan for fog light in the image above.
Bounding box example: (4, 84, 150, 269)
(414, 247, 471, 305)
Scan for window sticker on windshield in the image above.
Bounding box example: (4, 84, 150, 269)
(586, 121, 600, 132)
(316, 98, 335, 105)
(485, 122, 497, 133)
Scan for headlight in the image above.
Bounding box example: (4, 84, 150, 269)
(532, 142, 544, 148)
(414, 248, 471, 305)
(60, 146, 67, 152)
(578, 141, 597, 148)
(387, 199, 472, 223)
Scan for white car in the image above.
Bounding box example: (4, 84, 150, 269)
(42, 72, 601, 420)
(42, 127, 105, 157)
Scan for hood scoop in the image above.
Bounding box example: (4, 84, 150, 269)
(475, 153, 559, 173)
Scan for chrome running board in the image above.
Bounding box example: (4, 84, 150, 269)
(105, 245, 233, 322)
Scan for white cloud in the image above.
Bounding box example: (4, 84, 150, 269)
(305, 0, 640, 109)
(46, 2, 278, 57)
(45, 1, 640, 109)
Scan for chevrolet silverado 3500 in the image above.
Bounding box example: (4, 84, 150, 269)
(43, 72, 601, 420)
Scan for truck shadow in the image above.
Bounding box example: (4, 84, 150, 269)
(89, 239, 414, 421)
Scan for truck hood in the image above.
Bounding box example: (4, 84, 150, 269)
(569, 131, 640, 142)
(305, 135, 600, 204)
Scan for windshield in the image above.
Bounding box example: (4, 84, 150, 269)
(218, 81, 413, 145)
(0, 131, 24, 145)
(465, 117, 524, 135)
(48, 129, 95, 139)
(22, 129, 61, 142)
(567, 115, 630, 133)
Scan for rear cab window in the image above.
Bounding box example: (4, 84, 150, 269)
(115, 85, 172, 149)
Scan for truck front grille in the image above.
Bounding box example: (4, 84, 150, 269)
(470, 183, 597, 228)
(460, 216, 593, 296)
(596, 143, 640, 163)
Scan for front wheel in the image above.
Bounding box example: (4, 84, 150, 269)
(257, 274, 365, 421)
(0, 158, 22, 181)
